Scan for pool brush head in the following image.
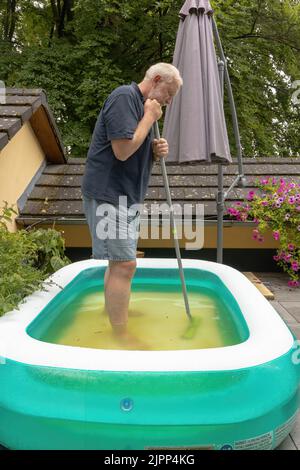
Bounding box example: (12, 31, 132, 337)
(181, 317, 201, 340)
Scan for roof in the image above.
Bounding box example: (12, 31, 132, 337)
(0, 88, 66, 163)
(16, 156, 300, 226)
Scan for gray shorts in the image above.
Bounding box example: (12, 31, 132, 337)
(82, 196, 140, 261)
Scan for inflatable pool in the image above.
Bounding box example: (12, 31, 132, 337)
(0, 259, 299, 450)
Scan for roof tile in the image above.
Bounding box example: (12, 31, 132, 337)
(15, 157, 300, 224)
(0, 88, 65, 162)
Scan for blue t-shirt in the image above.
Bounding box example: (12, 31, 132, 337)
(81, 82, 154, 207)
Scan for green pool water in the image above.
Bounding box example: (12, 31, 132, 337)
(28, 267, 249, 350)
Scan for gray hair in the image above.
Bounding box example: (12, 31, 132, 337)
(144, 63, 183, 87)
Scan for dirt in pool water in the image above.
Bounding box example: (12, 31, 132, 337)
(41, 288, 242, 351)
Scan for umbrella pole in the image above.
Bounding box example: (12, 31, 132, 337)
(213, 18, 247, 263)
(153, 121, 192, 321)
(212, 18, 244, 178)
(212, 18, 246, 181)
(217, 61, 225, 264)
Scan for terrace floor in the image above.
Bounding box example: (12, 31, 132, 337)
(255, 272, 300, 450)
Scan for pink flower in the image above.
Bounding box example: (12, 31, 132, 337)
(261, 201, 268, 206)
(227, 208, 239, 217)
(288, 280, 299, 288)
(288, 244, 295, 251)
(273, 231, 280, 241)
(247, 191, 255, 201)
(257, 235, 264, 243)
(274, 197, 284, 208)
(291, 261, 299, 272)
(252, 229, 259, 240)
(288, 196, 296, 205)
(273, 255, 280, 262)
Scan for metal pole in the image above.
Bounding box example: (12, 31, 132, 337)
(153, 121, 192, 321)
(212, 16, 247, 262)
(217, 60, 225, 264)
(212, 17, 246, 186)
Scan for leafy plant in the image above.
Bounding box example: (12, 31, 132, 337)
(227, 178, 300, 287)
(0, 202, 71, 316)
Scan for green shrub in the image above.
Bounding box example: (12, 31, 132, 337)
(0, 202, 71, 316)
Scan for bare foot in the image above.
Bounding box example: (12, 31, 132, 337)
(113, 330, 150, 350)
(128, 309, 144, 317)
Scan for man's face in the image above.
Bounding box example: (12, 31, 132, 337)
(148, 77, 180, 106)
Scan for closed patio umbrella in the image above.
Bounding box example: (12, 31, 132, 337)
(163, 0, 232, 164)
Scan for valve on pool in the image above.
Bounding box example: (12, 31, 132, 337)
(120, 398, 134, 412)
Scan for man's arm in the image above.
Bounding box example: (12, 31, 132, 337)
(111, 99, 162, 161)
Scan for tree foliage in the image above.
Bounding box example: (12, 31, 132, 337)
(0, 0, 299, 157)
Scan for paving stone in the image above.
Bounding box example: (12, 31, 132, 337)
(255, 273, 300, 302)
(271, 291, 300, 302)
(279, 302, 300, 322)
(255, 272, 290, 285)
(270, 301, 299, 325)
(276, 434, 298, 450)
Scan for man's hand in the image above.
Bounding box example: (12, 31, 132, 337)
(144, 99, 163, 122)
(152, 138, 169, 161)
(112, 100, 163, 161)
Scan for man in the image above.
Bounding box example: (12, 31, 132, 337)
(81, 63, 183, 346)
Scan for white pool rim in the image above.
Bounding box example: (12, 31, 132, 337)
(0, 259, 294, 372)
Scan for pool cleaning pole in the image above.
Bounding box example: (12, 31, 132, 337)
(153, 121, 192, 321)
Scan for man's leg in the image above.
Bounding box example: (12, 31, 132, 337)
(104, 265, 110, 290)
(103, 266, 110, 313)
(104, 265, 109, 292)
(104, 260, 136, 334)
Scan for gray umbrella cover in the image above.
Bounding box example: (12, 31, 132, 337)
(163, 0, 232, 164)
